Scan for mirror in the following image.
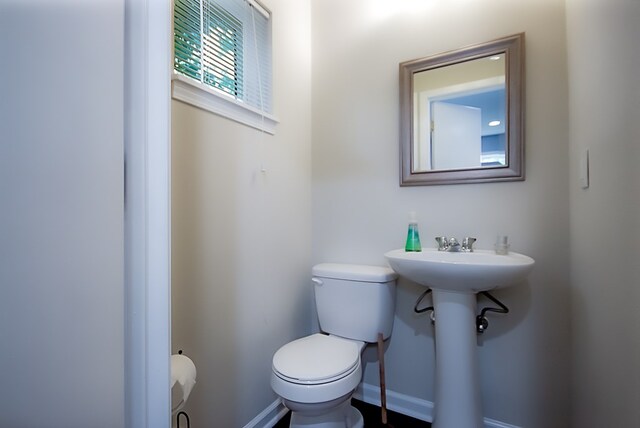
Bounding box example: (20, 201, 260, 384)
(399, 33, 525, 185)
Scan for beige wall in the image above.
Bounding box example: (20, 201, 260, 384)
(171, 0, 312, 425)
(567, 0, 640, 426)
(312, 0, 571, 426)
(172, 0, 640, 426)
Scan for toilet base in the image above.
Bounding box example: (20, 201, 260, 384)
(288, 401, 363, 428)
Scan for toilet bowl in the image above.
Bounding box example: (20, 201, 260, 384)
(271, 263, 397, 428)
(272, 334, 365, 427)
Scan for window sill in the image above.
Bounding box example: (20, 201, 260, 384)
(171, 73, 278, 135)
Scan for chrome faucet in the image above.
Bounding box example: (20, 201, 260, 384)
(436, 236, 477, 252)
(462, 237, 477, 252)
(448, 237, 461, 252)
(435, 236, 448, 251)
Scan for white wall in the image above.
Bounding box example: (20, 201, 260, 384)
(0, 1, 125, 427)
(312, 0, 571, 426)
(566, 0, 640, 426)
(170, 0, 312, 426)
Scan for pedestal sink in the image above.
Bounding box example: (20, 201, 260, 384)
(384, 248, 534, 428)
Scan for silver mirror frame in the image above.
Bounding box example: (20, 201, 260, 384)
(399, 33, 525, 186)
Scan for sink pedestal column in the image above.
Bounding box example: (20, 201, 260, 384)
(431, 289, 483, 428)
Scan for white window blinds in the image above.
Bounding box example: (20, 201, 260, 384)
(174, 0, 272, 114)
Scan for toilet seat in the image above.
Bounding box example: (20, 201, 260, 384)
(272, 334, 361, 385)
(271, 334, 364, 404)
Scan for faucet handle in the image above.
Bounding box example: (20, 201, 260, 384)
(462, 237, 477, 252)
(435, 236, 448, 251)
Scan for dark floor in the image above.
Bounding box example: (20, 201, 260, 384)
(274, 399, 431, 428)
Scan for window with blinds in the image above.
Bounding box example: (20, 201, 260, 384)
(174, 0, 272, 114)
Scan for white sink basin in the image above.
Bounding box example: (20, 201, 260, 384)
(384, 248, 534, 293)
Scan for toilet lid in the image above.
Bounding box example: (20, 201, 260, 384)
(272, 334, 360, 384)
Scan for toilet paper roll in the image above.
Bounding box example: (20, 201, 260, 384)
(171, 354, 197, 413)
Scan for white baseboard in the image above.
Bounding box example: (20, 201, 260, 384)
(353, 382, 521, 428)
(243, 398, 288, 428)
(248, 383, 520, 428)
(353, 382, 433, 423)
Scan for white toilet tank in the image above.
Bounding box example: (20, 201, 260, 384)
(312, 263, 397, 343)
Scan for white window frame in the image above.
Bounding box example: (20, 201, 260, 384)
(171, 0, 278, 134)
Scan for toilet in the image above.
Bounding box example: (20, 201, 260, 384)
(271, 263, 397, 428)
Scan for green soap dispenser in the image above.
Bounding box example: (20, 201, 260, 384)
(405, 211, 422, 252)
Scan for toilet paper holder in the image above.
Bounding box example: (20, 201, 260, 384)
(172, 349, 197, 421)
(173, 350, 195, 428)
(176, 411, 190, 428)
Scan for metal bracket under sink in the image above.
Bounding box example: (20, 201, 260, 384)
(413, 289, 510, 333)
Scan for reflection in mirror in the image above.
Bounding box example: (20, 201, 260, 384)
(413, 54, 505, 171)
(400, 33, 524, 185)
